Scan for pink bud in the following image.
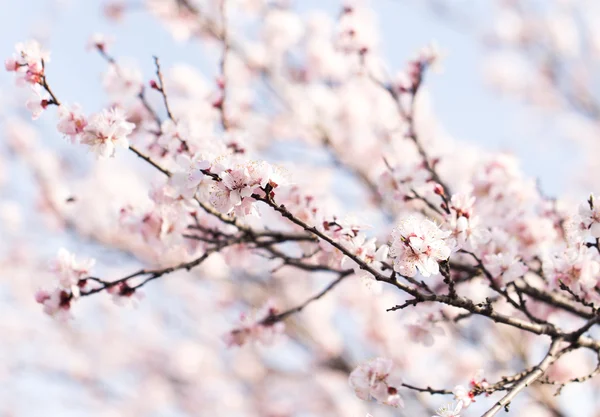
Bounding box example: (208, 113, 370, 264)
(149, 79, 159, 90)
(433, 183, 444, 195)
(212, 97, 223, 109)
(34, 289, 50, 303)
(4, 58, 18, 72)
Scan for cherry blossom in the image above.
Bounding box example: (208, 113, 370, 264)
(49, 248, 95, 290)
(543, 245, 600, 291)
(389, 216, 452, 277)
(209, 160, 277, 217)
(5, 40, 50, 86)
(168, 153, 212, 199)
(223, 301, 286, 347)
(452, 385, 474, 408)
(106, 282, 145, 307)
(452, 369, 488, 408)
(484, 251, 528, 286)
(24, 85, 50, 120)
(56, 103, 87, 141)
(578, 195, 600, 238)
(80, 107, 135, 157)
(34, 288, 73, 321)
(348, 357, 403, 408)
(432, 401, 463, 417)
(341, 233, 388, 291)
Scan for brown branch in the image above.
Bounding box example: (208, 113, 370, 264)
(152, 56, 174, 122)
(262, 271, 352, 325)
(481, 340, 563, 417)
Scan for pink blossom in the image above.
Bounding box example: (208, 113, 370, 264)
(49, 248, 95, 290)
(223, 301, 285, 347)
(341, 233, 388, 292)
(169, 153, 212, 199)
(35, 288, 72, 321)
(209, 161, 277, 217)
(348, 357, 403, 408)
(447, 215, 490, 252)
(543, 246, 600, 291)
(25, 85, 49, 120)
(578, 195, 600, 238)
(57, 103, 87, 141)
(450, 192, 476, 219)
(120, 204, 188, 247)
(452, 369, 487, 409)
(106, 282, 145, 307)
(390, 216, 452, 277)
(484, 252, 528, 285)
(452, 386, 474, 408)
(80, 108, 135, 157)
(14, 40, 50, 67)
(4, 58, 18, 72)
(446, 193, 490, 251)
(432, 401, 463, 417)
(158, 119, 190, 153)
(6, 40, 50, 85)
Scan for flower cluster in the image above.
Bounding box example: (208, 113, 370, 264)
(453, 369, 489, 408)
(5, 40, 50, 85)
(432, 401, 463, 417)
(341, 233, 389, 292)
(348, 357, 403, 408)
(543, 246, 600, 293)
(222, 301, 286, 347)
(79, 108, 135, 157)
(209, 159, 284, 218)
(577, 195, 600, 239)
(446, 192, 490, 251)
(5, 40, 55, 119)
(35, 248, 95, 320)
(389, 216, 452, 277)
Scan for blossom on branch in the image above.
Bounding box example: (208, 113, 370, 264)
(389, 216, 452, 277)
(209, 159, 282, 218)
(348, 357, 403, 408)
(49, 248, 95, 291)
(80, 108, 135, 157)
(578, 194, 600, 238)
(432, 401, 462, 417)
(5, 40, 50, 86)
(223, 301, 285, 347)
(57, 103, 87, 141)
(341, 233, 388, 292)
(25, 84, 50, 120)
(34, 288, 73, 321)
